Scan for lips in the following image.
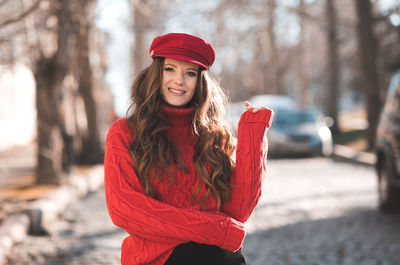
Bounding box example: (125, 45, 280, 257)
(168, 88, 185, 95)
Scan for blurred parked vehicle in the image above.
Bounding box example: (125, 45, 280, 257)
(226, 95, 297, 135)
(268, 109, 333, 157)
(249, 94, 297, 112)
(226, 94, 332, 158)
(375, 69, 400, 213)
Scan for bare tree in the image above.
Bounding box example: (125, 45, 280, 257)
(0, 0, 41, 29)
(354, 0, 382, 149)
(1, 0, 110, 183)
(130, 0, 166, 74)
(33, 0, 73, 184)
(132, 0, 149, 73)
(71, 0, 105, 164)
(297, 0, 311, 108)
(326, 0, 340, 134)
(266, 0, 283, 94)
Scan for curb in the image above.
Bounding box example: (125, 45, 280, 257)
(0, 164, 104, 264)
(332, 145, 376, 167)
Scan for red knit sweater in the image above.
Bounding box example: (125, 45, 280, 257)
(104, 105, 273, 265)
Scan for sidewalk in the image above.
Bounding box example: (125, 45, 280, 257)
(0, 144, 55, 219)
(0, 144, 36, 189)
(332, 144, 376, 167)
(0, 144, 104, 264)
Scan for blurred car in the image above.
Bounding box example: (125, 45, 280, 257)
(268, 108, 333, 157)
(226, 95, 297, 135)
(249, 94, 297, 112)
(375, 69, 400, 213)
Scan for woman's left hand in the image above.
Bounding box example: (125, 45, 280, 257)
(244, 101, 262, 113)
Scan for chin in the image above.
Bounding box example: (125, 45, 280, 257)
(168, 99, 189, 107)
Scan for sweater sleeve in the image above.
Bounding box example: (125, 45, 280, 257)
(104, 121, 246, 252)
(222, 108, 273, 223)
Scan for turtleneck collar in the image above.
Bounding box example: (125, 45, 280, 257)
(160, 105, 194, 127)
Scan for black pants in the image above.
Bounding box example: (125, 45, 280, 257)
(164, 242, 247, 265)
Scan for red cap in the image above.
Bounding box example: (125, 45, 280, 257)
(149, 33, 215, 69)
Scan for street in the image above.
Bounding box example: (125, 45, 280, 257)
(6, 157, 400, 265)
(243, 158, 400, 265)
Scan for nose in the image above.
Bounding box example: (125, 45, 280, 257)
(174, 70, 184, 85)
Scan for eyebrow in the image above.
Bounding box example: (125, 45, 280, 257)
(164, 63, 198, 72)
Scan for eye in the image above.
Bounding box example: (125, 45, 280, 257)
(164, 67, 174, 72)
(187, 71, 197, 77)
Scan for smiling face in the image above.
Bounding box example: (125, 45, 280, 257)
(161, 58, 199, 107)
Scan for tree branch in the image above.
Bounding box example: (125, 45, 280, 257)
(129, 0, 154, 18)
(0, 0, 11, 9)
(0, 0, 41, 28)
(284, 4, 355, 29)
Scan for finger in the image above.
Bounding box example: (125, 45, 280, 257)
(246, 106, 255, 111)
(245, 101, 255, 110)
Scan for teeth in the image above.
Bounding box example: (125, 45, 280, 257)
(169, 88, 185, 94)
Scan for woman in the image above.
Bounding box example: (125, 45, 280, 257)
(104, 33, 273, 265)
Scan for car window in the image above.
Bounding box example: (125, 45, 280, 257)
(274, 111, 316, 127)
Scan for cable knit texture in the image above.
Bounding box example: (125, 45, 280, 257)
(104, 105, 273, 265)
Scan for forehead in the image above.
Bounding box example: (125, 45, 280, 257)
(164, 58, 199, 69)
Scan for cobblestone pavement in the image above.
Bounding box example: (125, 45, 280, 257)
(243, 158, 400, 265)
(5, 190, 127, 265)
(5, 158, 400, 265)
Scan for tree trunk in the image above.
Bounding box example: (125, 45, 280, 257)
(59, 0, 104, 165)
(35, 58, 64, 185)
(34, 0, 72, 184)
(75, 0, 104, 164)
(326, 0, 340, 135)
(298, 0, 311, 108)
(355, 0, 382, 149)
(78, 25, 103, 164)
(266, 0, 282, 94)
(132, 1, 147, 73)
(215, 0, 227, 47)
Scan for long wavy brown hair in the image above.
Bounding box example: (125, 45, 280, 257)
(127, 57, 235, 210)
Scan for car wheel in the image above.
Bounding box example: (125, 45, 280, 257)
(378, 155, 400, 213)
